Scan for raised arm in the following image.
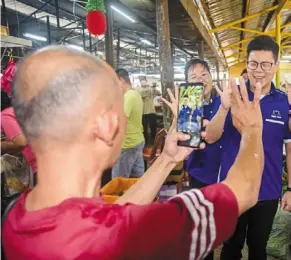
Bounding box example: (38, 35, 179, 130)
(123, 183, 239, 260)
(222, 77, 264, 214)
(205, 78, 233, 144)
(115, 130, 206, 205)
(119, 78, 265, 259)
(115, 84, 208, 205)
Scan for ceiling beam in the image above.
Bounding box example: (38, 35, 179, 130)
(180, 0, 224, 66)
(199, 0, 225, 60)
(209, 5, 278, 33)
(282, 40, 291, 46)
(228, 58, 246, 66)
(230, 26, 270, 35)
(264, 0, 289, 32)
(114, 1, 193, 57)
(238, 0, 250, 62)
(225, 51, 245, 59)
(220, 38, 252, 50)
(220, 27, 291, 51)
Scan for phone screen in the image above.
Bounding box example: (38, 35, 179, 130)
(177, 83, 204, 148)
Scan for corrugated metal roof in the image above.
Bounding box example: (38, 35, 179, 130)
(205, 0, 291, 63)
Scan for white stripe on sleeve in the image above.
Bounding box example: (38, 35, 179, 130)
(174, 193, 200, 260)
(183, 191, 208, 259)
(194, 189, 216, 259)
(173, 189, 216, 260)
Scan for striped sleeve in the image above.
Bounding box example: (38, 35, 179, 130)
(124, 183, 238, 260)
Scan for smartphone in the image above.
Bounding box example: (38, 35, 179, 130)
(177, 82, 205, 148)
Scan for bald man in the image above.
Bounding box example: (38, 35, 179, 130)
(3, 46, 264, 260)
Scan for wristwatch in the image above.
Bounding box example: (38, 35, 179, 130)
(287, 187, 291, 192)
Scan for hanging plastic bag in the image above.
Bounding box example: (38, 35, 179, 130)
(1, 154, 31, 196)
(1, 59, 16, 97)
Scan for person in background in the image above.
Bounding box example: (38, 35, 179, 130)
(206, 35, 291, 260)
(1, 90, 13, 155)
(137, 76, 157, 144)
(162, 59, 223, 260)
(3, 45, 266, 260)
(112, 69, 145, 179)
(178, 96, 192, 131)
(1, 90, 11, 112)
(1, 90, 37, 186)
(190, 100, 202, 125)
(187, 59, 223, 190)
(152, 83, 161, 97)
(240, 68, 248, 81)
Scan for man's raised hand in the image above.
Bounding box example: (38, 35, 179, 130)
(230, 76, 263, 134)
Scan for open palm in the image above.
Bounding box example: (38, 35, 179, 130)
(160, 85, 179, 118)
(215, 78, 233, 109)
(230, 77, 262, 134)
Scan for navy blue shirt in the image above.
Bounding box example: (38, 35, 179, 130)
(191, 107, 202, 123)
(179, 105, 191, 121)
(217, 81, 291, 200)
(186, 96, 223, 185)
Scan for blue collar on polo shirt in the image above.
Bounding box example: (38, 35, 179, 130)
(245, 80, 276, 99)
(219, 80, 290, 201)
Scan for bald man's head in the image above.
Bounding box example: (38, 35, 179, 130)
(12, 46, 123, 142)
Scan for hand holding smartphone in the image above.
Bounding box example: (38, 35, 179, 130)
(177, 82, 205, 148)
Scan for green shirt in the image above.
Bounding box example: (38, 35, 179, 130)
(123, 89, 144, 149)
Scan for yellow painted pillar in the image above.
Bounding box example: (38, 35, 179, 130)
(276, 13, 281, 88)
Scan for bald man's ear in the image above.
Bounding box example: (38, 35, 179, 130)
(93, 112, 119, 146)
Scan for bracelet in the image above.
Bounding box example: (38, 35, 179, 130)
(287, 187, 291, 192)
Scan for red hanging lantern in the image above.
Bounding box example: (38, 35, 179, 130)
(86, 10, 107, 36)
(86, 0, 107, 36)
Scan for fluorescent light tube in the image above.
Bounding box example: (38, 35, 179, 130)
(140, 38, 152, 45)
(280, 60, 290, 63)
(282, 55, 291, 60)
(23, 33, 47, 42)
(111, 6, 136, 23)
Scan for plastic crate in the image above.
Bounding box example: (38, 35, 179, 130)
(101, 177, 139, 204)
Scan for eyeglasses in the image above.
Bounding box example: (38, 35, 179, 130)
(247, 60, 274, 72)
